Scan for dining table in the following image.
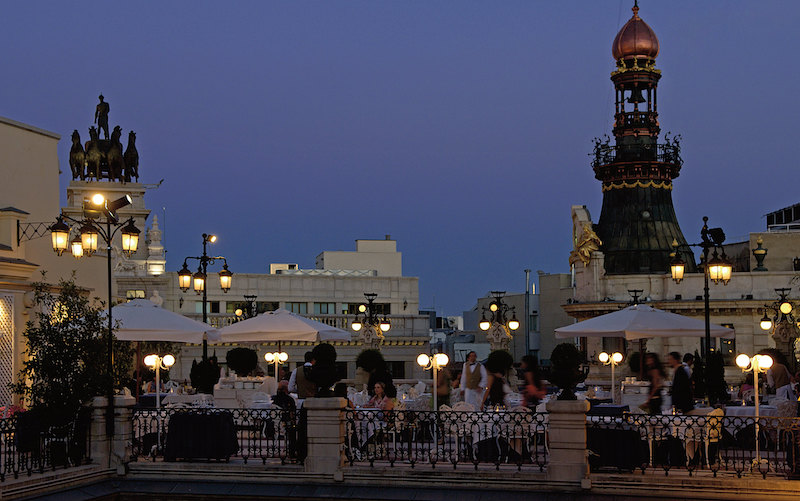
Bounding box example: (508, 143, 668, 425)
(163, 410, 239, 461)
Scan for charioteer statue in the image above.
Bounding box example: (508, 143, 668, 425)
(69, 95, 140, 183)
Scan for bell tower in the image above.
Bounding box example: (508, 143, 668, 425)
(592, 2, 696, 274)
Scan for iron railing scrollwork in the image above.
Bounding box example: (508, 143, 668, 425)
(131, 407, 304, 464)
(344, 409, 548, 471)
(0, 412, 92, 481)
(586, 413, 800, 479)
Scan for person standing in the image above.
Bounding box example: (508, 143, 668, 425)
(767, 355, 795, 400)
(460, 351, 487, 408)
(668, 352, 694, 413)
(288, 351, 316, 399)
(643, 353, 665, 415)
(521, 355, 546, 408)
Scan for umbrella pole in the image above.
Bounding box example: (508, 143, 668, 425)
(136, 341, 141, 402)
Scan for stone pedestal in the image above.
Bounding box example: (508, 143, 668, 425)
(546, 399, 590, 486)
(303, 397, 347, 475)
(90, 394, 136, 470)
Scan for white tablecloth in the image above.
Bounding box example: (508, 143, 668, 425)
(723, 405, 777, 417)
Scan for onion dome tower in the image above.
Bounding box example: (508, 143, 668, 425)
(592, 2, 696, 274)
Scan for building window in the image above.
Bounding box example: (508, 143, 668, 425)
(336, 362, 348, 380)
(195, 301, 220, 314)
(345, 303, 390, 314)
(286, 302, 307, 314)
(126, 290, 145, 300)
(314, 302, 336, 315)
(387, 361, 405, 379)
(257, 302, 279, 313)
(529, 313, 539, 332)
(719, 324, 735, 364)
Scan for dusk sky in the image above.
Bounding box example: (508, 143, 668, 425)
(2, 1, 799, 316)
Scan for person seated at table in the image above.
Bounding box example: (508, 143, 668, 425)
(272, 380, 296, 412)
(145, 378, 165, 393)
(642, 353, 665, 415)
(738, 373, 755, 401)
(521, 355, 546, 408)
(668, 352, 693, 413)
(366, 382, 394, 411)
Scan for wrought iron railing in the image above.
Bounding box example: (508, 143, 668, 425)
(344, 409, 548, 471)
(591, 142, 682, 168)
(586, 413, 800, 478)
(0, 412, 92, 481)
(131, 407, 304, 464)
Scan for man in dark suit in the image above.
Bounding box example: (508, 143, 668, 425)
(668, 352, 694, 413)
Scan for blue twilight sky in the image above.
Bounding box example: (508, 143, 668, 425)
(1, 1, 799, 316)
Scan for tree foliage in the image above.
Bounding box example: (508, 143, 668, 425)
(11, 277, 133, 422)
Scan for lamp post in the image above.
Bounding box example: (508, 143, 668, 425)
(759, 288, 799, 372)
(670, 217, 732, 401)
(143, 353, 174, 455)
(598, 351, 623, 404)
(735, 353, 773, 466)
(350, 293, 391, 339)
(49, 194, 140, 439)
(143, 353, 175, 411)
(478, 291, 520, 351)
(234, 294, 258, 320)
(264, 351, 288, 379)
(416, 353, 449, 411)
(178, 233, 233, 359)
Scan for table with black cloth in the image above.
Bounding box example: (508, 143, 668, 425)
(587, 419, 648, 471)
(163, 411, 239, 461)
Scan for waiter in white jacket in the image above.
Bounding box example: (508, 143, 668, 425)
(460, 351, 487, 408)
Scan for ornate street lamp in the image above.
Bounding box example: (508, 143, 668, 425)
(234, 294, 258, 320)
(350, 293, 391, 338)
(670, 217, 732, 360)
(735, 353, 773, 466)
(478, 291, 520, 333)
(598, 351, 623, 404)
(48, 193, 140, 439)
(264, 351, 288, 378)
(759, 288, 799, 370)
(177, 233, 233, 359)
(417, 353, 449, 411)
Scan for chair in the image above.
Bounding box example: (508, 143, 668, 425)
(772, 399, 797, 417)
(683, 408, 724, 468)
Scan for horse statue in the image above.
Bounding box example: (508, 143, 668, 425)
(107, 126, 126, 183)
(85, 126, 102, 181)
(69, 130, 85, 180)
(123, 131, 139, 182)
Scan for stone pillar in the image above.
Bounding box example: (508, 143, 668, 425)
(112, 395, 136, 471)
(90, 396, 110, 467)
(90, 394, 136, 471)
(303, 397, 347, 475)
(546, 399, 590, 487)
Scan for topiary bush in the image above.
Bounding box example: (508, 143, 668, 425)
(356, 349, 386, 373)
(309, 343, 339, 397)
(226, 347, 259, 376)
(550, 343, 584, 400)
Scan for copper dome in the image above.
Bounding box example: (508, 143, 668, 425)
(611, 4, 659, 60)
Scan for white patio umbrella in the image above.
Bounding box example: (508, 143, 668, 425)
(554, 304, 734, 340)
(109, 298, 220, 343)
(216, 308, 351, 343)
